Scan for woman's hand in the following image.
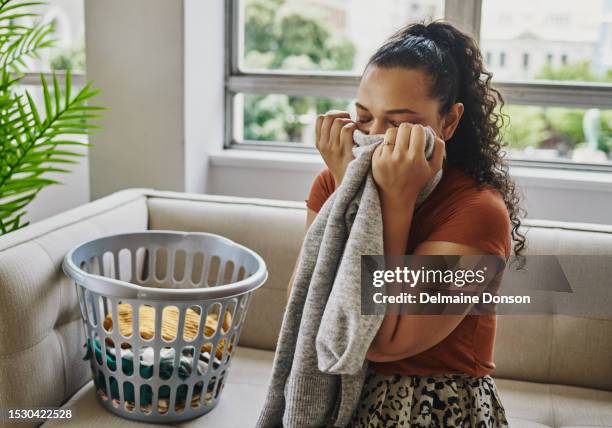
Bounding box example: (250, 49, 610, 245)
(315, 111, 357, 186)
(372, 123, 445, 204)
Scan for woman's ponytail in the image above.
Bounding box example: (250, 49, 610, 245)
(366, 21, 526, 257)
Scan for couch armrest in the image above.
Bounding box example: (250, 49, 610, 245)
(0, 188, 149, 420)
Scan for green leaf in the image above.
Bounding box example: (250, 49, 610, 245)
(0, 21, 104, 235)
(17, 165, 72, 174)
(25, 90, 41, 129)
(64, 68, 71, 106)
(0, 193, 35, 212)
(0, 2, 45, 15)
(40, 72, 52, 121)
(3, 210, 29, 232)
(36, 139, 89, 147)
(53, 72, 60, 113)
(0, 12, 38, 21)
(0, 177, 60, 195)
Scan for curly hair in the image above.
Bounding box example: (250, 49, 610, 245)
(365, 20, 526, 257)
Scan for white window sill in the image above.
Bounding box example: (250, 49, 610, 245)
(209, 148, 324, 172)
(209, 149, 612, 192)
(509, 165, 612, 191)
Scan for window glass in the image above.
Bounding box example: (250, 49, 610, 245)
(502, 105, 612, 164)
(12, 0, 85, 73)
(480, 0, 612, 83)
(240, 0, 444, 73)
(235, 93, 354, 145)
(236, 93, 612, 165)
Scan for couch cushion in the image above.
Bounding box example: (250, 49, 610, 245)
(492, 221, 612, 392)
(496, 378, 612, 428)
(43, 346, 612, 428)
(42, 346, 272, 428)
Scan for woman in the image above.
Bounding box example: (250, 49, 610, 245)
(297, 20, 526, 427)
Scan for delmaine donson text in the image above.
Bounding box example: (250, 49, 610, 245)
(370, 266, 531, 305)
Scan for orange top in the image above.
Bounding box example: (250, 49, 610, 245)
(305, 163, 511, 377)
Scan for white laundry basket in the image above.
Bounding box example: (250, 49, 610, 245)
(62, 230, 267, 423)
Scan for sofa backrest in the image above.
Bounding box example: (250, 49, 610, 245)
(0, 189, 149, 419)
(492, 220, 612, 391)
(149, 194, 612, 392)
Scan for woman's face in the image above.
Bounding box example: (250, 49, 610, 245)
(354, 65, 463, 141)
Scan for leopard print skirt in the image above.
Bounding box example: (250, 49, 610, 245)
(348, 367, 509, 427)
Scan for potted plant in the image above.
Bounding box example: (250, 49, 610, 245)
(0, 0, 103, 235)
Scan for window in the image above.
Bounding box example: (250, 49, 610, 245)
(238, 0, 444, 74)
(227, 0, 612, 168)
(16, 0, 85, 74)
(234, 93, 353, 147)
(480, 0, 612, 167)
(15, 1, 86, 106)
(228, 0, 444, 151)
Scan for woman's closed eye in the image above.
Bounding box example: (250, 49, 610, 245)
(357, 117, 419, 128)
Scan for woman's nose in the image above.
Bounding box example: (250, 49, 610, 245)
(370, 119, 391, 136)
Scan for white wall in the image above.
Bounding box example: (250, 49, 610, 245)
(24, 145, 90, 224)
(85, 0, 185, 199)
(183, 0, 224, 194)
(84, 0, 224, 199)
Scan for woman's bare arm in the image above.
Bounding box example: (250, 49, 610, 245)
(286, 207, 318, 300)
(366, 239, 488, 361)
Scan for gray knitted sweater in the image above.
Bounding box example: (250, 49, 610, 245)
(256, 129, 441, 428)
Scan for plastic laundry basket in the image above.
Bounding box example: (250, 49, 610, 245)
(62, 230, 267, 423)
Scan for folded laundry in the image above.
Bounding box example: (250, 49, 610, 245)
(84, 303, 230, 408)
(103, 303, 232, 360)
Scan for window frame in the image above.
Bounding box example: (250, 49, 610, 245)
(21, 72, 86, 87)
(224, 0, 612, 172)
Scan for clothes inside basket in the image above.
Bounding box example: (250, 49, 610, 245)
(83, 302, 232, 407)
(102, 303, 233, 361)
(84, 336, 223, 406)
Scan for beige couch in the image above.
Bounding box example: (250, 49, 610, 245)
(0, 188, 611, 428)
